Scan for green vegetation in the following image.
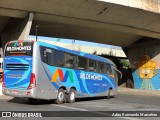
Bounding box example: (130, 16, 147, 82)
(118, 59, 130, 69)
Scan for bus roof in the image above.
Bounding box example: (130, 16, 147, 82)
(37, 41, 115, 65)
(5, 40, 115, 65)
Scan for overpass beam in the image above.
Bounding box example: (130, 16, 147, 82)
(1, 13, 34, 49)
(127, 39, 160, 90)
(18, 13, 34, 40)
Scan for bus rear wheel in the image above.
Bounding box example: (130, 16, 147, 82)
(55, 88, 65, 104)
(65, 88, 76, 103)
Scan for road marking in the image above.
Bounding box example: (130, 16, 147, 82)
(83, 104, 135, 109)
(53, 104, 143, 120)
(53, 104, 89, 111)
(122, 117, 143, 120)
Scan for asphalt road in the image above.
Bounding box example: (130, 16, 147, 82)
(0, 87, 160, 120)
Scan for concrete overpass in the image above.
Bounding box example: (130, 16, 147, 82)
(1, 0, 160, 47)
(1, 0, 160, 90)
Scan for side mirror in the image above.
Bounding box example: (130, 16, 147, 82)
(115, 69, 122, 79)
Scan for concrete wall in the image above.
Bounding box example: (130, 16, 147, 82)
(127, 39, 160, 90)
(1, 13, 34, 49)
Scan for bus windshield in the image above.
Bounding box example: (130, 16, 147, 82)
(5, 41, 33, 56)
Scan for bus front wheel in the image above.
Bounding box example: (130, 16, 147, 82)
(55, 88, 65, 104)
(65, 88, 76, 103)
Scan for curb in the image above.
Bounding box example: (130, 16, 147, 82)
(118, 87, 160, 96)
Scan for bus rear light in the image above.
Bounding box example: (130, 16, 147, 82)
(2, 82, 5, 87)
(28, 73, 36, 89)
(2, 72, 6, 87)
(26, 92, 30, 96)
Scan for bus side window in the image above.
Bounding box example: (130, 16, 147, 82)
(65, 53, 76, 68)
(46, 48, 53, 65)
(106, 63, 112, 75)
(97, 62, 105, 73)
(42, 48, 53, 65)
(53, 50, 65, 67)
(43, 49, 46, 57)
(40, 47, 47, 63)
(78, 56, 87, 70)
(88, 59, 96, 72)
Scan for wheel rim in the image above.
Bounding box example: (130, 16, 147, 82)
(70, 91, 75, 100)
(58, 91, 64, 101)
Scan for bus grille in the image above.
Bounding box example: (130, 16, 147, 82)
(6, 64, 29, 70)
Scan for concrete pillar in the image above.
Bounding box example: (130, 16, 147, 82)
(127, 39, 160, 90)
(1, 13, 34, 49)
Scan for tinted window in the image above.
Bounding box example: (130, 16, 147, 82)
(65, 53, 76, 68)
(97, 62, 105, 73)
(40, 47, 65, 67)
(78, 56, 87, 70)
(53, 50, 65, 67)
(40, 45, 111, 74)
(88, 59, 96, 72)
(41, 47, 53, 65)
(5, 41, 33, 56)
(40, 47, 46, 62)
(106, 63, 112, 74)
(46, 48, 53, 65)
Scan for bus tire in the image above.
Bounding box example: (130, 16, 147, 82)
(55, 88, 65, 104)
(65, 88, 76, 103)
(106, 89, 111, 99)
